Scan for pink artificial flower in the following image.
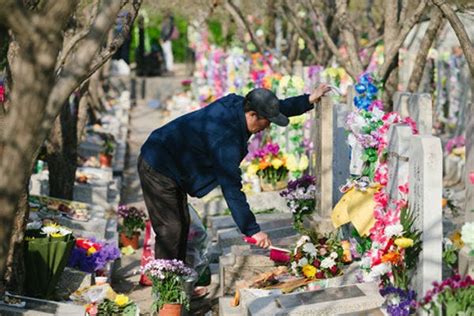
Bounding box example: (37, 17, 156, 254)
(369, 100, 384, 111)
(398, 183, 409, 195)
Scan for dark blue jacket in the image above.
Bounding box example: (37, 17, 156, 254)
(140, 93, 313, 236)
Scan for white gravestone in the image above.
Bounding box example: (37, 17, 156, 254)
(393, 92, 411, 117)
(408, 93, 433, 135)
(409, 135, 443, 297)
(333, 103, 351, 205)
(386, 124, 413, 202)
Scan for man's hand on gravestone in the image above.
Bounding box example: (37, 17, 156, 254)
(309, 83, 331, 104)
(251, 231, 272, 249)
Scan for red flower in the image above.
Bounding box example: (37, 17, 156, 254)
(312, 259, 320, 268)
(330, 265, 338, 275)
(316, 271, 325, 279)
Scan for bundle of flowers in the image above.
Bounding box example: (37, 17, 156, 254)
(68, 237, 120, 273)
(380, 285, 417, 316)
(248, 142, 288, 186)
(142, 259, 194, 312)
(290, 235, 344, 279)
(419, 274, 474, 315)
(280, 175, 316, 232)
(445, 135, 465, 157)
(345, 73, 418, 182)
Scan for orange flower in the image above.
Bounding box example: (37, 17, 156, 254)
(381, 252, 401, 265)
(259, 161, 271, 170)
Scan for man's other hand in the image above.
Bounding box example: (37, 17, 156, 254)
(251, 231, 272, 249)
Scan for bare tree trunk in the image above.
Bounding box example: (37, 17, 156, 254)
(407, 7, 444, 92)
(3, 187, 29, 294)
(46, 97, 79, 200)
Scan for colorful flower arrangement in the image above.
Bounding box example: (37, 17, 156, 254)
(280, 175, 316, 232)
(117, 205, 147, 238)
(68, 237, 120, 273)
(290, 235, 344, 279)
(248, 142, 288, 186)
(419, 274, 474, 315)
(142, 259, 194, 312)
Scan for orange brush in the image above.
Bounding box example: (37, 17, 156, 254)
(243, 237, 291, 263)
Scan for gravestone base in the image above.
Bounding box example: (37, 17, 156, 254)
(307, 215, 335, 235)
(242, 282, 384, 315)
(56, 267, 93, 300)
(219, 245, 277, 296)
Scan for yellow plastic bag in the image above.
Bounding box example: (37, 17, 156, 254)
(331, 186, 379, 236)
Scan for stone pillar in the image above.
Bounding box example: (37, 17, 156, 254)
(408, 93, 433, 135)
(310, 96, 334, 233)
(386, 124, 413, 202)
(346, 85, 357, 111)
(409, 135, 443, 296)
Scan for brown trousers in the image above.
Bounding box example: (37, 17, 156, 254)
(137, 155, 190, 261)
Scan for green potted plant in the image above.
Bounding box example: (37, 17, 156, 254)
(117, 205, 146, 249)
(99, 135, 115, 167)
(142, 259, 194, 315)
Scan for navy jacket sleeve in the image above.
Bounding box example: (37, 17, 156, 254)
(279, 94, 314, 117)
(210, 135, 260, 236)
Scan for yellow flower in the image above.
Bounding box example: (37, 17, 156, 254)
(247, 163, 259, 175)
(450, 231, 464, 249)
(87, 247, 97, 256)
(298, 155, 309, 171)
(394, 237, 414, 249)
(289, 114, 306, 126)
(51, 232, 63, 238)
(302, 264, 317, 278)
(286, 154, 298, 172)
(271, 158, 284, 170)
(114, 294, 129, 307)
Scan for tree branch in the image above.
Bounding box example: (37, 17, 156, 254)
(223, 0, 264, 55)
(308, 2, 358, 79)
(336, 0, 364, 75)
(407, 7, 443, 92)
(377, 0, 428, 81)
(431, 0, 474, 77)
(48, 0, 129, 121)
(280, 1, 319, 63)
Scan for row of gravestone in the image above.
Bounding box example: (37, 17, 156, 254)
(23, 79, 132, 306)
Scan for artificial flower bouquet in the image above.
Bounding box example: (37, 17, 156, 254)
(24, 222, 75, 298)
(248, 142, 289, 190)
(290, 234, 344, 280)
(419, 274, 474, 315)
(380, 285, 417, 316)
(67, 237, 120, 274)
(142, 259, 194, 313)
(280, 175, 316, 232)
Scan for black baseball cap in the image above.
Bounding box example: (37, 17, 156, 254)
(245, 88, 289, 126)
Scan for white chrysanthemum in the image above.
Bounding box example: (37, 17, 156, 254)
(58, 227, 72, 236)
(461, 222, 474, 248)
(298, 257, 309, 267)
(302, 243, 317, 257)
(330, 252, 338, 259)
(295, 235, 311, 250)
(321, 257, 336, 269)
(384, 224, 404, 238)
(41, 226, 59, 236)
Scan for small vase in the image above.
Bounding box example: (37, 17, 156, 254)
(259, 176, 287, 192)
(158, 303, 182, 316)
(119, 232, 140, 249)
(99, 153, 112, 167)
